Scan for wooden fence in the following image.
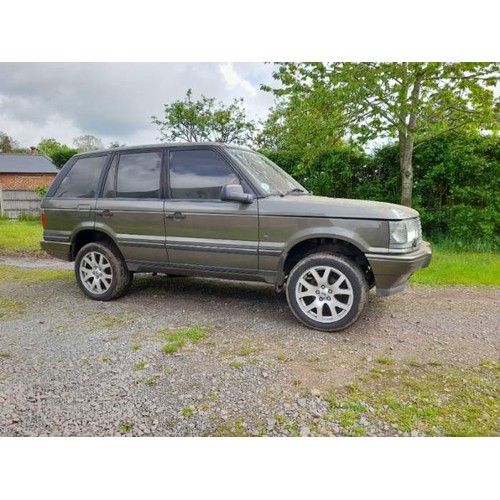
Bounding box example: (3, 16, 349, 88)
(0, 187, 41, 219)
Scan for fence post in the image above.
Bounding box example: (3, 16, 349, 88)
(0, 184, 3, 217)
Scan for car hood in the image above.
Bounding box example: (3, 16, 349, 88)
(258, 195, 419, 220)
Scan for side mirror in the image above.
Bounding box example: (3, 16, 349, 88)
(220, 184, 254, 204)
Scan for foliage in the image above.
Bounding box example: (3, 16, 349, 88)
(256, 93, 345, 156)
(73, 134, 104, 151)
(34, 185, 49, 198)
(263, 62, 500, 206)
(367, 133, 500, 248)
(0, 131, 19, 153)
(152, 89, 255, 145)
(37, 137, 78, 168)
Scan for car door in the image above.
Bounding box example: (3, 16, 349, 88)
(95, 149, 168, 265)
(164, 147, 258, 271)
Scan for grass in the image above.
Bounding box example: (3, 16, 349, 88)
(160, 327, 208, 354)
(0, 298, 25, 319)
(229, 360, 243, 369)
(0, 219, 43, 254)
(326, 360, 500, 436)
(134, 360, 148, 371)
(117, 422, 134, 433)
(142, 376, 157, 386)
(181, 406, 195, 417)
(376, 356, 395, 365)
(410, 248, 500, 287)
(0, 265, 72, 285)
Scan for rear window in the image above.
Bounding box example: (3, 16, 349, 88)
(54, 156, 107, 198)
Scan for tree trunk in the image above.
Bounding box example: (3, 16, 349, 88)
(399, 132, 414, 207)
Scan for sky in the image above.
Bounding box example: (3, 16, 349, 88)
(0, 62, 276, 149)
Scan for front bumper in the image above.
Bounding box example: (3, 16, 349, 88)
(366, 241, 432, 297)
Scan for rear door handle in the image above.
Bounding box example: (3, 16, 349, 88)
(166, 211, 186, 221)
(96, 209, 113, 217)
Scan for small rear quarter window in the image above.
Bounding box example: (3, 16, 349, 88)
(54, 156, 107, 198)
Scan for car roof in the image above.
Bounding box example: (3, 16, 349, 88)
(74, 142, 253, 157)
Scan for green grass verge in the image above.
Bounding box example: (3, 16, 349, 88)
(410, 250, 500, 287)
(0, 220, 43, 254)
(325, 361, 500, 436)
(0, 265, 72, 285)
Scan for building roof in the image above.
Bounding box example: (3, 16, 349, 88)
(0, 154, 59, 174)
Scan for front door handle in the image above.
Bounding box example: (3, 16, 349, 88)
(166, 211, 186, 221)
(96, 209, 113, 217)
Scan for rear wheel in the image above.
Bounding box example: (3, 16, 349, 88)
(286, 253, 368, 332)
(75, 241, 132, 301)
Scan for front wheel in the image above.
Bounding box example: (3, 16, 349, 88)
(286, 253, 368, 332)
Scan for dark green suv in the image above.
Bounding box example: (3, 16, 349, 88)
(41, 143, 431, 332)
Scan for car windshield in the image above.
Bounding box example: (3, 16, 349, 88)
(227, 148, 308, 196)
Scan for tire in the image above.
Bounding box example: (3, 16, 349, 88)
(75, 241, 132, 301)
(286, 253, 368, 332)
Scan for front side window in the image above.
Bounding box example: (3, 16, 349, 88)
(54, 155, 107, 198)
(111, 151, 162, 199)
(169, 149, 239, 200)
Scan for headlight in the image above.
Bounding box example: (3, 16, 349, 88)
(389, 218, 421, 250)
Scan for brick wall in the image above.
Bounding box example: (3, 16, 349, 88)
(0, 173, 57, 191)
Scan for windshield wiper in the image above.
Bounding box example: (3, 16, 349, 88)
(282, 188, 309, 196)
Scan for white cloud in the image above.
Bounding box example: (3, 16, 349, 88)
(219, 63, 258, 97)
(0, 62, 275, 148)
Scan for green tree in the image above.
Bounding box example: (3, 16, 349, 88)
(152, 89, 256, 145)
(37, 138, 63, 157)
(256, 92, 345, 155)
(73, 134, 104, 151)
(0, 132, 19, 153)
(264, 63, 500, 206)
(37, 138, 78, 168)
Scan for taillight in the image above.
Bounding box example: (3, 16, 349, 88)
(41, 212, 46, 229)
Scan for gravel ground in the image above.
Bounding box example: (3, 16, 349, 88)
(1, 257, 499, 436)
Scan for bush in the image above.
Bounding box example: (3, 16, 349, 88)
(34, 185, 49, 198)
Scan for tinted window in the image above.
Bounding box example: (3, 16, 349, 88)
(115, 152, 162, 199)
(169, 150, 239, 199)
(54, 156, 106, 198)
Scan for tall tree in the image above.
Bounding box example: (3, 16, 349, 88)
(264, 63, 500, 206)
(73, 134, 104, 151)
(0, 132, 19, 153)
(256, 92, 345, 155)
(152, 89, 256, 146)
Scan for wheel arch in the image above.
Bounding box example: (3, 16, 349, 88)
(276, 236, 374, 291)
(71, 228, 120, 261)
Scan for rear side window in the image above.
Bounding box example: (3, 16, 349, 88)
(169, 149, 239, 199)
(106, 151, 162, 199)
(54, 156, 107, 198)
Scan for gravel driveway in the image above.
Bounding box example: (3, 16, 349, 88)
(1, 257, 499, 436)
